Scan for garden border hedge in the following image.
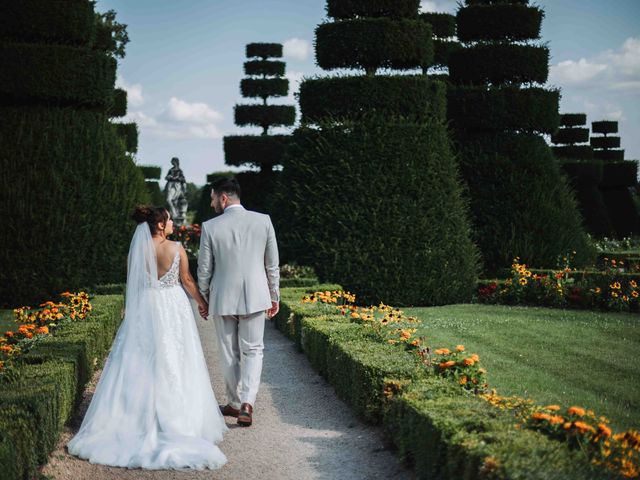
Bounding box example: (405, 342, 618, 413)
(273, 286, 611, 479)
(0, 294, 124, 480)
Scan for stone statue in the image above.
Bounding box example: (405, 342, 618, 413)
(164, 157, 188, 226)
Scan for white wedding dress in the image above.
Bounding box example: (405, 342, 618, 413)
(67, 224, 227, 470)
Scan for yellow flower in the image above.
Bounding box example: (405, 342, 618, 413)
(610, 282, 621, 290)
(632, 291, 639, 298)
(519, 278, 528, 286)
(631, 280, 638, 288)
(459, 376, 468, 385)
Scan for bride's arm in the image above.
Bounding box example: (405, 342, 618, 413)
(178, 245, 208, 313)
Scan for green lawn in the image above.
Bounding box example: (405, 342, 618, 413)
(0, 309, 16, 333)
(406, 304, 640, 431)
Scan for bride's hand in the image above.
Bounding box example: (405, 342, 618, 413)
(198, 301, 209, 320)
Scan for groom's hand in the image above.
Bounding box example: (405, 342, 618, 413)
(198, 302, 209, 320)
(266, 301, 279, 319)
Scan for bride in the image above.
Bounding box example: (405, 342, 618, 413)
(67, 206, 227, 470)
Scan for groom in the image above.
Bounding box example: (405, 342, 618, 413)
(197, 177, 280, 427)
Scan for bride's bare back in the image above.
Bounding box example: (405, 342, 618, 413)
(154, 239, 179, 278)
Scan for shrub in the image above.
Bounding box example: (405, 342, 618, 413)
(326, 0, 420, 19)
(552, 145, 594, 160)
(454, 132, 593, 273)
(591, 136, 621, 149)
(456, 3, 543, 42)
(138, 165, 162, 180)
(224, 135, 290, 168)
(420, 12, 456, 37)
(594, 149, 625, 162)
(315, 19, 433, 74)
(592, 120, 618, 135)
(0, 106, 149, 306)
(560, 113, 587, 127)
(114, 122, 138, 152)
(299, 75, 446, 123)
(277, 115, 479, 306)
(246, 43, 282, 58)
(234, 105, 296, 129)
(447, 86, 559, 133)
(449, 43, 549, 85)
(109, 88, 127, 117)
(244, 60, 285, 77)
(240, 78, 289, 99)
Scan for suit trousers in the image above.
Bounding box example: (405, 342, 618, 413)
(212, 311, 265, 409)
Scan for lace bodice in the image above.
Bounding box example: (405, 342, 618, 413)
(158, 247, 180, 288)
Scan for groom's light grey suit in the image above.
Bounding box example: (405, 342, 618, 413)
(197, 204, 280, 408)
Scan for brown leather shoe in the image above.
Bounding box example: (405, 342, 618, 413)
(237, 403, 253, 427)
(219, 404, 240, 418)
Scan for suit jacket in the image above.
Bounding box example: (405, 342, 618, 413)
(197, 205, 280, 316)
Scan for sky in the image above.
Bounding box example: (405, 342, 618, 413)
(97, 0, 640, 186)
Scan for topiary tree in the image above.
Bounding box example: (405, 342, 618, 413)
(224, 43, 295, 212)
(448, 0, 592, 274)
(0, 1, 149, 306)
(276, 0, 479, 306)
(551, 113, 612, 236)
(138, 165, 164, 206)
(591, 120, 640, 237)
(419, 12, 460, 73)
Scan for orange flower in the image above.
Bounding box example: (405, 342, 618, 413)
(573, 421, 595, 434)
(471, 354, 480, 362)
(4, 331, 13, 338)
(597, 423, 612, 438)
(567, 406, 586, 417)
(459, 376, 468, 385)
(545, 405, 561, 411)
(350, 312, 360, 319)
(549, 415, 565, 425)
(532, 412, 552, 421)
(455, 345, 465, 352)
(439, 360, 456, 369)
(35, 326, 49, 335)
(435, 348, 451, 355)
(463, 358, 475, 366)
(478, 368, 487, 375)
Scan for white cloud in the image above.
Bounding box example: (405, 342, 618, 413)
(116, 75, 144, 107)
(283, 38, 312, 61)
(549, 58, 608, 85)
(550, 36, 640, 92)
(419, 0, 457, 13)
(160, 97, 223, 124)
(123, 97, 224, 140)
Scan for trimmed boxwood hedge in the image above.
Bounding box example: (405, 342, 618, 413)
(138, 165, 162, 180)
(592, 120, 618, 135)
(420, 13, 456, 37)
(114, 122, 138, 153)
(601, 187, 640, 237)
(240, 78, 289, 99)
(447, 86, 559, 133)
(600, 161, 638, 188)
(326, 0, 420, 19)
(594, 149, 625, 162)
(246, 43, 283, 59)
(315, 19, 433, 73)
(272, 287, 613, 480)
(299, 75, 446, 123)
(456, 4, 543, 42)
(0, 294, 124, 480)
(0, 0, 96, 46)
(560, 113, 587, 127)
(0, 42, 116, 108)
(551, 127, 590, 145)
(552, 145, 594, 160)
(108, 87, 127, 117)
(223, 134, 290, 167)
(244, 60, 285, 77)
(449, 44, 549, 85)
(234, 104, 296, 128)
(590, 136, 621, 149)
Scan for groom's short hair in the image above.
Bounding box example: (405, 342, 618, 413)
(212, 177, 241, 199)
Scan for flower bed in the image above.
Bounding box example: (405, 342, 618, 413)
(478, 256, 639, 313)
(0, 293, 124, 480)
(276, 286, 638, 479)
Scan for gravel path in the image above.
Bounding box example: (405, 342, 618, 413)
(42, 300, 413, 480)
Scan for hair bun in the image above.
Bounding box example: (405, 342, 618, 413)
(131, 205, 152, 223)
